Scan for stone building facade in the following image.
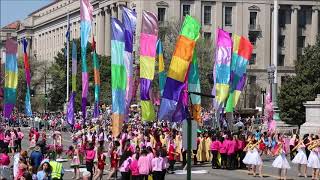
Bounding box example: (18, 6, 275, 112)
(2, 0, 320, 110)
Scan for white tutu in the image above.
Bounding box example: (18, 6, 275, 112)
(307, 151, 320, 168)
(292, 149, 308, 165)
(243, 148, 262, 165)
(243, 150, 253, 165)
(272, 152, 291, 169)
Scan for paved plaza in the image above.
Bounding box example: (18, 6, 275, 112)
(16, 127, 312, 180)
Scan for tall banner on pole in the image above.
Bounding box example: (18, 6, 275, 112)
(212, 29, 232, 110)
(188, 50, 201, 122)
(66, 41, 77, 126)
(80, 0, 93, 121)
(92, 36, 100, 118)
(122, 7, 137, 121)
(111, 18, 126, 137)
(22, 39, 32, 116)
(158, 15, 200, 121)
(4, 39, 18, 118)
(226, 35, 253, 112)
(157, 40, 166, 97)
(139, 10, 158, 122)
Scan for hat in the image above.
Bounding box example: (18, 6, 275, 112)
(34, 146, 41, 151)
(83, 171, 91, 177)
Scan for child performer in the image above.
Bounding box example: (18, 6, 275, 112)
(291, 135, 308, 178)
(307, 136, 320, 180)
(272, 135, 290, 180)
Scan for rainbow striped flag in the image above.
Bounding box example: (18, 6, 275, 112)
(4, 39, 18, 118)
(157, 40, 166, 97)
(122, 7, 137, 120)
(226, 35, 253, 112)
(80, 0, 93, 121)
(22, 39, 32, 116)
(158, 15, 200, 121)
(212, 29, 232, 110)
(139, 11, 158, 122)
(188, 49, 201, 122)
(111, 18, 126, 137)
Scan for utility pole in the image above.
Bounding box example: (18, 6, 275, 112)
(44, 64, 47, 114)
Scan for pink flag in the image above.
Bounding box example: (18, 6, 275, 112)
(80, 0, 93, 22)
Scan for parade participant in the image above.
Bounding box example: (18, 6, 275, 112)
(70, 145, 81, 180)
(291, 136, 308, 178)
(4, 130, 11, 153)
(219, 136, 228, 169)
(227, 135, 238, 169)
(130, 153, 140, 180)
(307, 135, 320, 180)
(16, 156, 29, 180)
(119, 150, 132, 180)
(17, 128, 24, 152)
(85, 143, 95, 180)
(0, 148, 11, 179)
(106, 146, 119, 180)
(272, 134, 290, 180)
(138, 149, 151, 180)
(160, 148, 168, 180)
(289, 134, 298, 160)
(94, 147, 106, 180)
(167, 138, 176, 173)
(237, 135, 246, 169)
(210, 135, 220, 169)
(37, 161, 52, 180)
(152, 150, 163, 180)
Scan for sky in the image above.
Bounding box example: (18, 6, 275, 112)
(0, 0, 53, 28)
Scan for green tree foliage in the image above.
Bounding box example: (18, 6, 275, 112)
(47, 39, 111, 111)
(278, 38, 320, 126)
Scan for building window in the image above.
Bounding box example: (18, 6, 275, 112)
(298, 36, 305, 48)
(224, 6, 232, 26)
(203, 6, 212, 25)
(158, 8, 166, 22)
(278, 54, 284, 66)
(182, 4, 191, 17)
(281, 76, 289, 85)
(298, 10, 307, 27)
(249, 33, 257, 46)
(279, 35, 285, 47)
(249, 54, 256, 65)
(248, 75, 257, 85)
(279, 10, 286, 27)
(6, 33, 11, 38)
(249, 12, 257, 28)
(204, 32, 211, 39)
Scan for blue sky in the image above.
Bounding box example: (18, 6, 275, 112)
(1, 0, 53, 28)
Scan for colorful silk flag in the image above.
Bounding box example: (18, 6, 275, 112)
(188, 49, 201, 122)
(139, 11, 158, 122)
(157, 40, 166, 97)
(158, 15, 201, 121)
(4, 39, 18, 118)
(92, 36, 100, 118)
(80, 0, 93, 120)
(212, 29, 232, 110)
(226, 35, 253, 112)
(111, 18, 126, 137)
(122, 7, 137, 120)
(66, 41, 77, 126)
(22, 39, 32, 116)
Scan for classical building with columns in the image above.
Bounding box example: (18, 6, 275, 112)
(1, 0, 319, 110)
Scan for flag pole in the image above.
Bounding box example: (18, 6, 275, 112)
(66, 11, 70, 102)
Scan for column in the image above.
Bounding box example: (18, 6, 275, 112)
(290, 5, 300, 63)
(311, 6, 320, 45)
(96, 9, 102, 54)
(105, 6, 111, 56)
(111, 4, 118, 18)
(117, 3, 123, 21)
(97, 9, 105, 55)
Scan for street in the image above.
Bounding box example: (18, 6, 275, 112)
(18, 127, 310, 180)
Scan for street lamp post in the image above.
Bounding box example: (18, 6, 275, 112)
(261, 88, 266, 115)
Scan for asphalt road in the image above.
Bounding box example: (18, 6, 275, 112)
(18, 127, 312, 180)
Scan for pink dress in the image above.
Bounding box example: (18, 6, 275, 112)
(9, 132, 16, 147)
(71, 149, 80, 167)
